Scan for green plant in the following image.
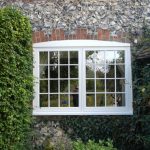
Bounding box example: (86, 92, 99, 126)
(73, 139, 117, 150)
(0, 7, 33, 149)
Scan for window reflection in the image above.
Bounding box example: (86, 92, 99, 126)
(60, 51, 68, 64)
(40, 52, 48, 64)
(40, 94, 48, 107)
(86, 94, 95, 107)
(116, 51, 124, 64)
(96, 94, 105, 106)
(49, 52, 58, 64)
(50, 94, 58, 107)
(116, 65, 125, 78)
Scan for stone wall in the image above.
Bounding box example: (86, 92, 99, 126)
(1, 0, 150, 39)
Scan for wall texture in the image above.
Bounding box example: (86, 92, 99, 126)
(1, 0, 150, 43)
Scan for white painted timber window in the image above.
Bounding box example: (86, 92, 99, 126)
(33, 40, 133, 115)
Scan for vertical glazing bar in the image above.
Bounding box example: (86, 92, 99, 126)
(48, 51, 50, 107)
(58, 51, 60, 107)
(68, 51, 70, 107)
(115, 51, 117, 107)
(104, 51, 106, 107)
(94, 51, 96, 107)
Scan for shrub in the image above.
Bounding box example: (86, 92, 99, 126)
(0, 7, 33, 149)
(73, 139, 117, 150)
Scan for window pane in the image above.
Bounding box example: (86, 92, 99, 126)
(117, 94, 125, 106)
(86, 79, 95, 92)
(49, 52, 58, 64)
(60, 66, 68, 78)
(96, 65, 105, 78)
(96, 79, 105, 92)
(106, 94, 115, 106)
(40, 94, 48, 107)
(116, 51, 125, 63)
(50, 94, 58, 107)
(50, 66, 58, 78)
(70, 80, 78, 92)
(105, 51, 115, 64)
(50, 80, 58, 93)
(106, 79, 115, 92)
(96, 94, 105, 106)
(86, 94, 95, 107)
(116, 79, 125, 92)
(40, 52, 48, 64)
(70, 65, 78, 78)
(86, 66, 94, 78)
(70, 51, 78, 64)
(71, 93, 79, 107)
(40, 80, 48, 93)
(95, 51, 105, 65)
(60, 80, 68, 93)
(60, 51, 68, 64)
(86, 51, 95, 74)
(60, 94, 69, 107)
(40, 66, 48, 78)
(106, 65, 115, 78)
(116, 65, 125, 78)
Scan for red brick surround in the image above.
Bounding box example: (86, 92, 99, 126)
(32, 28, 128, 43)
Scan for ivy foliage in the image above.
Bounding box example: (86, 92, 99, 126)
(0, 7, 33, 149)
(60, 26, 150, 150)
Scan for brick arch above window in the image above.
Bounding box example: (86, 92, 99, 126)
(32, 28, 128, 43)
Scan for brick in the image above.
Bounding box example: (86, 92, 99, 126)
(97, 29, 110, 40)
(76, 28, 87, 39)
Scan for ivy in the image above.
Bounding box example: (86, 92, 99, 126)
(0, 7, 33, 149)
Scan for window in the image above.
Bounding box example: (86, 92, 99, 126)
(33, 40, 133, 115)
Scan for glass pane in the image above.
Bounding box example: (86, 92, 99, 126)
(116, 94, 125, 106)
(70, 65, 78, 78)
(60, 80, 68, 92)
(40, 66, 48, 78)
(96, 66, 105, 78)
(106, 79, 115, 92)
(40, 52, 48, 64)
(96, 94, 105, 106)
(49, 52, 58, 64)
(60, 94, 69, 107)
(60, 51, 68, 64)
(86, 94, 95, 107)
(96, 79, 105, 92)
(95, 51, 105, 65)
(86, 51, 95, 72)
(86, 66, 94, 78)
(70, 51, 78, 64)
(50, 94, 58, 107)
(71, 93, 79, 107)
(40, 94, 48, 107)
(116, 79, 125, 92)
(50, 80, 58, 93)
(105, 51, 115, 64)
(70, 80, 78, 92)
(106, 94, 115, 106)
(49, 66, 58, 78)
(86, 79, 95, 92)
(40, 80, 48, 93)
(106, 65, 115, 78)
(116, 51, 125, 63)
(116, 65, 125, 78)
(60, 66, 68, 78)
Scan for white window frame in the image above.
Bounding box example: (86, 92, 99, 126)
(33, 40, 133, 115)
